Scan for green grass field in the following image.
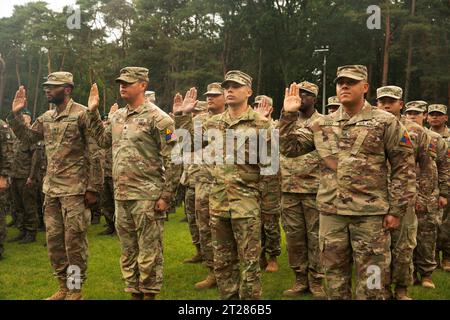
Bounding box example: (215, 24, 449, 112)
(1, 206, 450, 300)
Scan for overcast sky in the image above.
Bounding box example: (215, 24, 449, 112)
(1, 0, 77, 18)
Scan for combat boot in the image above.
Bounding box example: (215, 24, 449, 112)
(394, 286, 412, 300)
(441, 259, 450, 272)
(45, 279, 69, 300)
(183, 244, 202, 264)
(283, 272, 308, 297)
(259, 254, 268, 270)
(91, 215, 100, 225)
(195, 271, 217, 289)
(421, 276, 436, 289)
(65, 289, 83, 300)
(8, 230, 26, 242)
(143, 293, 155, 300)
(19, 232, 36, 244)
(309, 279, 326, 299)
(98, 226, 115, 236)
(130, 293, 143, 300)
(265, 256, 279, 273)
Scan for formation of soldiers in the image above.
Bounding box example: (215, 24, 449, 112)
(0, 63, 449, 300)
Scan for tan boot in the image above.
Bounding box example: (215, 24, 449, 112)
(394, 286, 413, 300)
(183, 244, 203, 264)
(265, 256, 279, 273)
(309, 279, 326, 299)
(65, 289, 83, 300)
(195, 272, 217, 290)
(283, 272, 308, 297)
(421, 276, 436, 289)
(45, 279, 69, 300)
(130, 293, 143, 300)
(143, 293, 155, 300)
(442, 259, 450, 272)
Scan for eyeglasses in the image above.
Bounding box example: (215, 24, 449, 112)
(300, 91, 315, 97)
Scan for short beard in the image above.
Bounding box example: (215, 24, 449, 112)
(48, 91, 65, 105)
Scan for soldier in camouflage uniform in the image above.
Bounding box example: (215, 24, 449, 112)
(326, 96, 340, 114)
(87, 67, 181, 300)
(99, 135, 115, 236)
(174, 83, 226, 289)
(9, 72, 100, 300)
(0, 119, 14, 260)
(277, 82, 326, 297)
(404, 101, 449, 289)
(279, 65, 416, 299)
(252, 95, 282, 274)
(181, 101, 208, 264)
(377, 86, 433, 300)
(427, 104, 450, 272)
(175, 71, 275, 299)
(88, 135, 104, 225)
(8, 109, 41, 244)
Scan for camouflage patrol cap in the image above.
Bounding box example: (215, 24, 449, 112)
(326, 96, 340, 107)
(376, 86, 403, 100)
(194, 101, 208, 112)
(204, 82, 224, 96)
(43, 72, 74, 86)
(21, 108, 32, 117)
(428, 104, 447, 115)
(222, 70, 252, 88)
(405, 100, 428, 113)
(334, 65, 368, 82)
(145, 91, 156, 103)
(298, 81, 319, 97)
(115, 67, 149, 83)
(253, 95, 273, 106)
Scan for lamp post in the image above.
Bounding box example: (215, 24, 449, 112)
(314, 46, 329, 114)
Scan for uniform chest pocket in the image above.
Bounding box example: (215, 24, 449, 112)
(62, 120, 81, 143)
(352, 125, 384, 155)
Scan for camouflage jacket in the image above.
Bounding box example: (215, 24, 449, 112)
(0, 120, 14, 178)
(87, 136, 104, 193)
(424, 128, 449, 210)
(280, 109, 323, 194)
(176, 106, 274, 219)
(8, 99, 98, 196)
(279, 101, 416, 218)
(101, 146, 113, 178)
(397, 117, 434, 209)
(86, 102, 181, 203)
(11, 131, 41, 180)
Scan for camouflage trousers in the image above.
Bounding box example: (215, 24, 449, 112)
(0, 187, 9, 256)
(101, 177, 115, 228)
(282, 193, 323, 285)
(185, 186, 200, 246)
(36, 180, 45, 228)
(44, 195, 90, 285)
(11, 178, 38, 233)
(319, 214, 391, 300)
(195, 182, 213, 268)
(260, 176, 281, 258)
(389, 205, 417, 287)
(437, 203, 450, 261)
(211, 214, 262, 300)
(115, 200, 164, 294)
(414, 209, 441, 277)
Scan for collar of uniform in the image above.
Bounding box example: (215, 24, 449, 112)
(222, 105, 255, 126)
(126, 103, 146, 117)
(340, 100, 373, 126)
(52, 98, 74, 120)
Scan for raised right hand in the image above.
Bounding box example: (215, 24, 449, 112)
(12, 86, 27, 114)
(88, 83, 100, 112)
(283, 83, 302, 113)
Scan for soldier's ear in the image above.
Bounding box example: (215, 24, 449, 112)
(246, 87, 253, 98)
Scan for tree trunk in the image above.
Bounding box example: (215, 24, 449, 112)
(257, 47, 263, 95)
(47, 48, 52, 74)
(0, 54, 6, 112)
(15, 47, 22, 86)
(33, 53, 43, 119)
(381, 2, 390, 86)
(404, 0, 416, 102)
